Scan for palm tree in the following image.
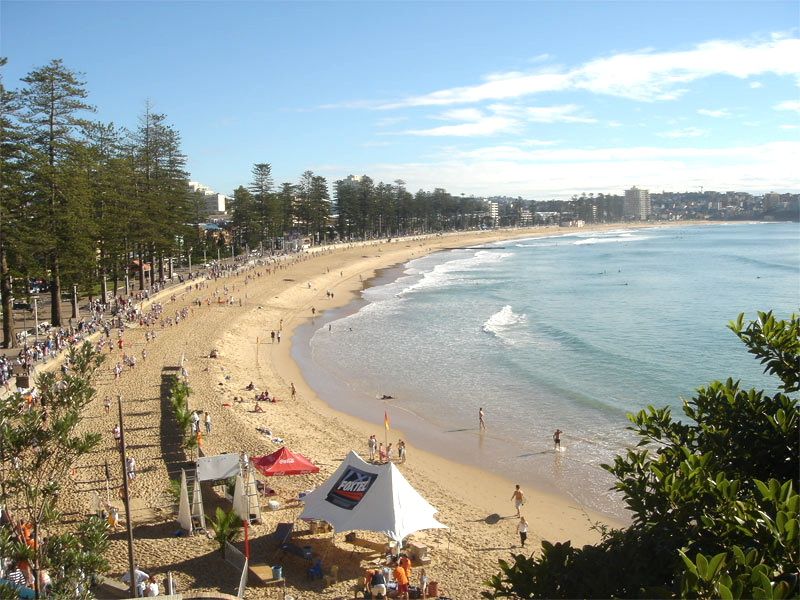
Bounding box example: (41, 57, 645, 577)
(208, 507, 242, 554)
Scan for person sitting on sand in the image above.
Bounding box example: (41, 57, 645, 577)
(254, 401, 264, 413)
(246, 381, 255, 390)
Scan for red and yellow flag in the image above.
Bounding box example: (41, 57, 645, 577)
(384, 410, 390, 431)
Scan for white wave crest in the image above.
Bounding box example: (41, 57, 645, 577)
(482, 305, 527, 342)
(573, 233, 649, 246)
(398, 250, 513, 296)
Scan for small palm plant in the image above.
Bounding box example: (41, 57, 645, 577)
(208, 507, 242, 554)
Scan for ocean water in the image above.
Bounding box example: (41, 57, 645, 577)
(294, 223, 799, 520)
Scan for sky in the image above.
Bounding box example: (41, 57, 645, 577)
(2, 1, 799, 199)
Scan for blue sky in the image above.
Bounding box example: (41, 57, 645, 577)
(2, 1, 798, 199)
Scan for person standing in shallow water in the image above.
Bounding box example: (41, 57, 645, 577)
(553, 428, 562, 450)
(479, 407, 486, 431)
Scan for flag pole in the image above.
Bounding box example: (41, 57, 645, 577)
(118, 396, 137, 598)
(383, 406, 389, 458)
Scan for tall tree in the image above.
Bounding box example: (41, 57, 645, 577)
(0, 58, 29, 347)
(84, 121, 135, 298)
(130, 102, 189, 288)
(277, 182, 296, 243)
(249, 163, 280, 249)
(230, 185, 257, 251)
(19, 59, 94, 326)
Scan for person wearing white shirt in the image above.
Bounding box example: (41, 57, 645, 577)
(517, 516, 529, 547)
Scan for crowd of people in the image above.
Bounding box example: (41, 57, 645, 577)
(368, 435, 407, 464)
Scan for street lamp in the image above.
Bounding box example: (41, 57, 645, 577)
(32, 296, 39, 343)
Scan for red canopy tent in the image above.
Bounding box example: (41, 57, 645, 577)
(252, 447, 319, 477)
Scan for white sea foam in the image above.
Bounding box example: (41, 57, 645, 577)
(398, 250, 513, 296)
(482, 305, 527, 342)
(572, 233, 649, 246)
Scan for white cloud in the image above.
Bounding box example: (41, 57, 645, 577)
(367, 34, 799, 108)
(378, 71, 572, 109)
(491, 103, 597, 123)
(438, 108, 486, 121)
(780, 124, 799, 130)
(658, 127, 707, 138)
(403, 115, 518, 137)
(375, 116, 408, 127)
(573, 37, 800, 101)
(520, 138, 559, 147)
(774, 100, 800, 113)
(400, 103, 594, 137)
(697, 108, 731, 118)
(356, 141, 800, 199)
(750, 81, 763, 88)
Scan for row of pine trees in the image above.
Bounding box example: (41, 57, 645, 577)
(0, 58, 507, 348)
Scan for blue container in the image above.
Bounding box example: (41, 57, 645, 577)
(272, 565, 283, 580)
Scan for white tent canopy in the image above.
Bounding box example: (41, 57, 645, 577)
(299, 451, 446, 542)
(197, 453, 241, 481)
(177, 469, 192, 532)
(232, 473, 261, 524)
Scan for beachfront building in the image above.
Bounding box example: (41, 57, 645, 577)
(488, 201, 499, 226)
(623, 186, 651, 220)
(188, 181, 229, 217)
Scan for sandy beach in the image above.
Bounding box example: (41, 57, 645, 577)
(56, 224, 660, 599)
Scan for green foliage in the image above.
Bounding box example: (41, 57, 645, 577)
(483, 312, 799, 599)
(44, 516, 110, 599)
(208, 507, 242, 553)
(168, 377, 193, 441)
(0, 342, 107, 596)
(167, 477, 182, 505)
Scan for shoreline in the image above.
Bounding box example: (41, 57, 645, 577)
(283, 222, 712, 524)
(62, 223, 703, 598)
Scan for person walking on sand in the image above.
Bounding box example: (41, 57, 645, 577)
(511, 484, 525, 517)
(553, 428, 563, 451)
(517, 516, 529, 547)
(479, 407, 486, 431)
(368, 435, 378, 462)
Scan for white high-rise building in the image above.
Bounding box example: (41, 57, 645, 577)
(624, 187, 651, 220)
(188, 181, 229, 215)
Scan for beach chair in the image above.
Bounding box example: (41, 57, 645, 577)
(282, 542, 313, 561)
(268, 522, 294, 547)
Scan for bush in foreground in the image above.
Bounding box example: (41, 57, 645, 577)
(484, 311, 799, 599)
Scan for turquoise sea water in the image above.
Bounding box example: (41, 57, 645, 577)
(294, 223, 799, 519)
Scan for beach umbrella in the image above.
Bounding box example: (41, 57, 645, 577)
(251, 446, 319, 477)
